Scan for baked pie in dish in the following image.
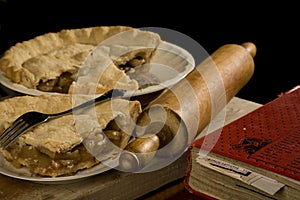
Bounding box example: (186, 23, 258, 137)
(0, 26, 195, 180)
(0, 94, 142, 177)
(0, 26, 162, 94)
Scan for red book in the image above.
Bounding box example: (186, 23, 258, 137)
(184, 85, 300, 199)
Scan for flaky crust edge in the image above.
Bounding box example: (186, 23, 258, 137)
(0, 26, 134, 88)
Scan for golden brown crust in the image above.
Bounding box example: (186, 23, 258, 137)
(0, 26, 162, 94)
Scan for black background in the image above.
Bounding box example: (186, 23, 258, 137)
(0, 0, 299, 104)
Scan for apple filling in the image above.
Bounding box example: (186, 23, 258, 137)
(35, 53, 152, 94)
(3, 119, 131, 177)
(37, 72, 75, 93)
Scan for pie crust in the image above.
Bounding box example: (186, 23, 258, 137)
(0, 26, 162, 94)
(0, 94, 142, 177)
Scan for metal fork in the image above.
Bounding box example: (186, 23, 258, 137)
(0, 89, 126, 150)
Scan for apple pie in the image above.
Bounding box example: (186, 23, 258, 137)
(0, 94, 142, 177)
(0, 26, 163, 94)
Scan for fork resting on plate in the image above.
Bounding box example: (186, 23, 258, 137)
(0, 89, 125, 150)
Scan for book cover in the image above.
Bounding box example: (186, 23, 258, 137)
(184, 85, 300, 199)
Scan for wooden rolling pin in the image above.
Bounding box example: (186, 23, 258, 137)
(118, 42, 256, 172)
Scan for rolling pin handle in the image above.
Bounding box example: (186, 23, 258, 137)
(118, 134, 160, 172)
(241, 42, 257, 58)
(118, 151, 140, 172)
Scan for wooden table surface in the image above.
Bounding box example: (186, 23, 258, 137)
(0, 97, 261, 200)
(138, 178, 203, 200)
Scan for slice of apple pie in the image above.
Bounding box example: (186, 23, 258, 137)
(0, 26, 162, 94)
(0, 94, 142, 177)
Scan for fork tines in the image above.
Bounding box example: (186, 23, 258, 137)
(0, 118, 29, 149)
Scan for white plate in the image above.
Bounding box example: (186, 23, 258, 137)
(0, 41, 195, 97)
(0, 152, 118, 184)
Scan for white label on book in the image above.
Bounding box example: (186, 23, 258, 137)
(196, 156, 285, 195)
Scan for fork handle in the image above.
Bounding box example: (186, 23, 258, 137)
(50, 89, 126, 117)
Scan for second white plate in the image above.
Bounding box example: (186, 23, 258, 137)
(0, 41, 195, 97)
